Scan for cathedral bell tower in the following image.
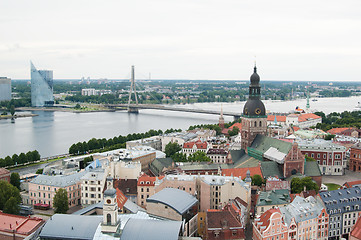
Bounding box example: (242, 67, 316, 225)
(241, 65, 267, 151)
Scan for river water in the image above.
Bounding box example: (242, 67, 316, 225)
(0, 96, 360, 158)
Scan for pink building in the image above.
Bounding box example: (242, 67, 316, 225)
(265, 176, 290, 191)
(253, 208, 288, 240)
(29, 171, 86, 208)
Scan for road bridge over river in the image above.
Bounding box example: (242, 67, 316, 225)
(106, 104, 242, 120)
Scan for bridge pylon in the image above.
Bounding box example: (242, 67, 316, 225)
(127, 65, 139, 113)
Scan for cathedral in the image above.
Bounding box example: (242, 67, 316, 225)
(238, 66, 319, 181)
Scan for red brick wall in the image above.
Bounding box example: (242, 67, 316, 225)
(350, 147, 361, 172)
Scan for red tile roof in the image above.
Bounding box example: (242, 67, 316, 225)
(137, 173, 164, 186)
(298, 113, 321, 122)
(116, 188, 128, 209)
(327, 127, 352, 135)
(343, 180, 361, 189)
(206, 208, 243, 229)
(351, 215, 361, 239)
(0, 212, 44, 236)
(0, 168, 10, 175)
(229, 123, 242, 131)
(267, 115, 287, 122)
(258, 208, 280, 229)
(222, 166, 263, 179)
(183, 140, 208, 149)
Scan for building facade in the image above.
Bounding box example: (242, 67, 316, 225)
(29, 171, 85, 208)
(182, 140, 210, 157)
(280, 196, 328, 240)
(0, 77, 11, 102)
(81, 169, 105, 206)
(0, 168, 10, 182)
(207, 148, 228, 163)
(298, 139, 347, 175)
(253, 209, 288, 240)
(350, 143, 361, 172)
(320, 187, 361, 239)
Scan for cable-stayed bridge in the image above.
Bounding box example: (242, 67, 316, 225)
(105, 103, 242, 120)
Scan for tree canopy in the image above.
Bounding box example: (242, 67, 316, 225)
(53, 188, 69, 214)
(0, 180, 21, 212)
(291, 177, 319, 194)
(164, 142, 181, 158)
(188, 151, 211, 162)
(10, 172, 20, 190)
(251, 174, 264, 186)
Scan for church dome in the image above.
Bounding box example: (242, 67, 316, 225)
(104, 188, 116, 197)
(250, 66, 260, 85)
(243, 99, 266, 116)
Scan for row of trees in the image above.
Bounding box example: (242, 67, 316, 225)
(68, 128, 180, 155)
(314, 110, 361, 131)
(0, 150, 41, 168)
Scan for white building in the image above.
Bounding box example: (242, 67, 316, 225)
(161, 132, 197, 151)
(0, 77, 11, 102)
(81, 169, 106, 206)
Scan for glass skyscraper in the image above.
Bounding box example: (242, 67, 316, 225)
(31, 62, 54, 107)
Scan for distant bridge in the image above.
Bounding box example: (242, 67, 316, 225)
(106, 103, 242, 120)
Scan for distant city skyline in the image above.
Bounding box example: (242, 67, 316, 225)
(1, 0, 361, 81)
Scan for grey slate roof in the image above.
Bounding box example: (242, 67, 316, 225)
(146, 188, 198, 215)
(120, 218, 182, 240)
(31, 171, 87, 187)
(280, 196, 325, 226)
(320, 187, 361, 215)
(39, 214, 102, 240)
(149, 158, 174, 176)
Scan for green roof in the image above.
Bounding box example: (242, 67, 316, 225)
(230, 149, 259, 168)
(257, 189, 290, 207)
(149, 158, 174, 176)
(261, 161, 283, 179)
(304, 161, 322, 177)
(249, 135, 292, 156)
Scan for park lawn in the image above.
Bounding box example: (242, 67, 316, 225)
(324, 183, 341, 191)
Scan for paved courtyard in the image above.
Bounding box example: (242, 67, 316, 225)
(322, 169, 361, 186)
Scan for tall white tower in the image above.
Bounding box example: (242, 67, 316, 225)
(101, 176, 120, 233)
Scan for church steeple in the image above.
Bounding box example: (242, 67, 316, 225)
(241, 65, 267, 151)
(219, 104, 225, 129)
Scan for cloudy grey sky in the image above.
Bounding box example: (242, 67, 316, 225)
(1, 0, 360, 81)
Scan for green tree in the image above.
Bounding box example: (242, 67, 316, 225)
(36, 168, 43, 174)
(10, 105, 15, 116)
(74, 103, 81, 109)
(69, 144, 79, 155)
(4, 156, 13, 167)
(228, 126, 239, 136)
(291, 177, 319, 194)
(171, 152, 187, 162)
(3, 197, 20, 215)
(188, 151, 210, 162)
(53, 188, 69, 214)
(0, 181, 21, 210)
(305, 155, 316, 162)
(10, 173, 20, 190)
(324, 134, 335, 140)
(18, 153, 27, 164)
(12, 154, 19, 165)
(251, 174, 264, 186)
(164, 142, 181, 157)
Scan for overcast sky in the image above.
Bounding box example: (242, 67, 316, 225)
(1, 0, 361, 81)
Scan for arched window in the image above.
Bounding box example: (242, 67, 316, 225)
(259, 121, 262, 127)
(107, 214, 111, 224)
(254, 121, 257, 127)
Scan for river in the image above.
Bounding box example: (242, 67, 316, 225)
(0, 96, 360, 158)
